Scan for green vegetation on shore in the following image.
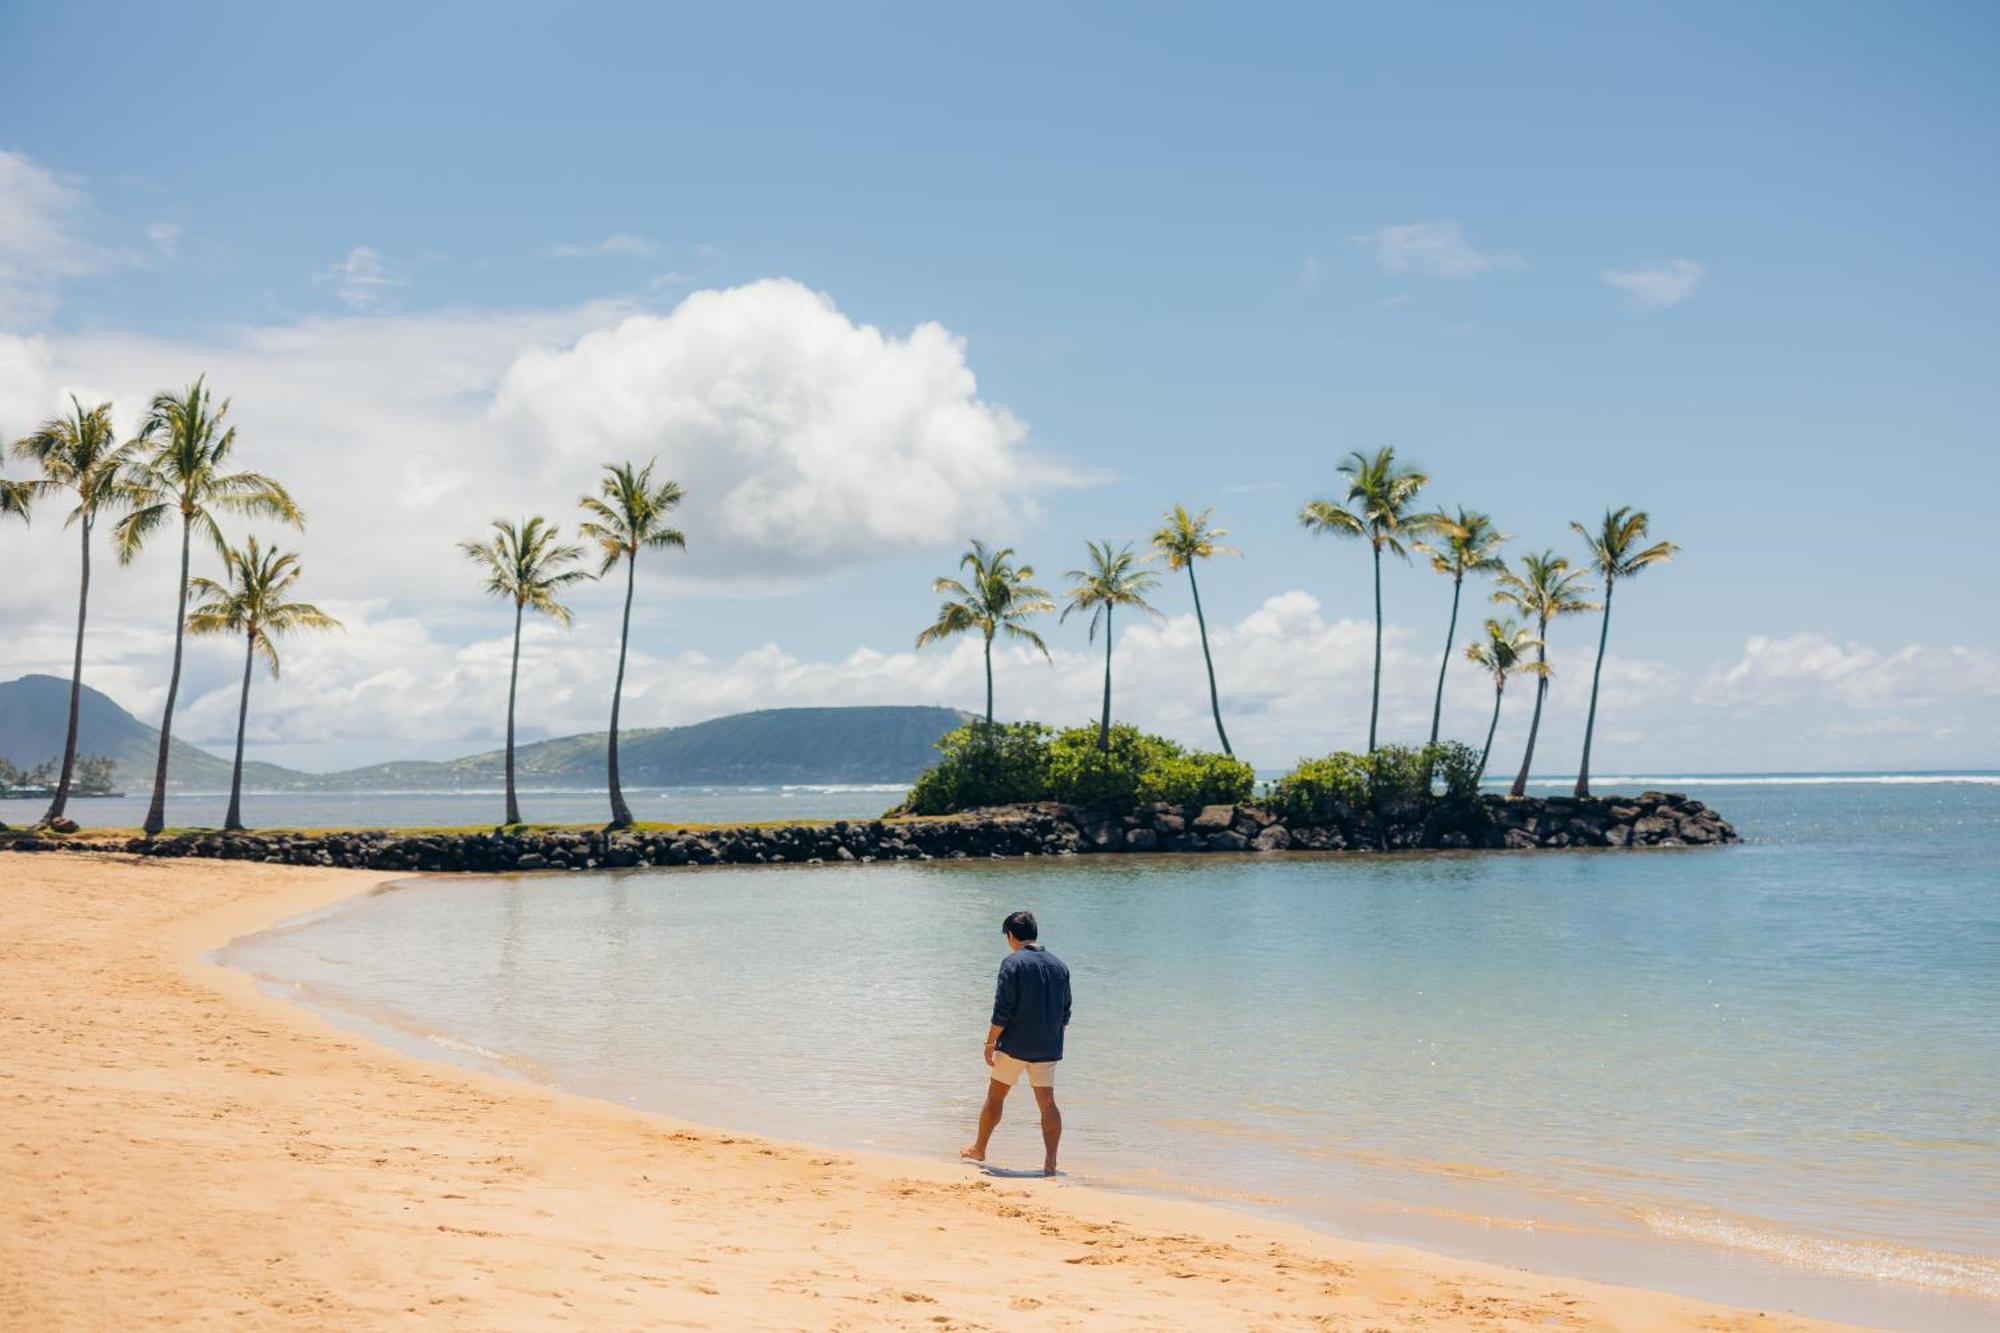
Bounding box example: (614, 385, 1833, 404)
(898, 721, 1253, 816)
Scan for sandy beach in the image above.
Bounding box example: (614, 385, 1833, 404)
(0, 851, 1854, 1331)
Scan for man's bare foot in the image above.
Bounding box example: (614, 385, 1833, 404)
(1042, 1163, 1058, 1176)
(960, 1145, 986, 1162)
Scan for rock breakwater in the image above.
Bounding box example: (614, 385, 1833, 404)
(1, 792, 1735, 871)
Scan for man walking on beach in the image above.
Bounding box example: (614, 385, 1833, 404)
(962, 910, 1071, 1176)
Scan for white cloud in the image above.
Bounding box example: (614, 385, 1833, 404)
(1298, 253, 1324, 291)
(0, 149, 97, 323)
(546, 233, 657, 259)
(1358, 221, 1520, 278)
(1697, 633, 2000, 712)
(145, 221, 181, 257)
(0, 277, 1079, 706)
(315, 246, 403, 309)
(489, 279, 1078, 576)
(1602, 258, 1706, 309)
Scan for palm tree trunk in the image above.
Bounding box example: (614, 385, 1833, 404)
(1189, 565, 1231, 756)
(504, 600, 524, 827)
(983, 630, 994, 725)
(224, 632, 255, 831)
(1428, 572, 1463, 751)
(606, 552, 637, 828)
(1477, 681, 1503, 782)
(1368, 543, 1383, 752)
(1098, 606, 1114, 752)
(1575, 580, 1614, 799)
(1509, 621, 1548, 799)
(42, 515, 92, 825)
(142, 516, 193, 836)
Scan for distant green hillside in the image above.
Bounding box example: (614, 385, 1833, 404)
(0, 674, 303, 791)
(315, 706, 971, 789)
(0, 675, 967, 791)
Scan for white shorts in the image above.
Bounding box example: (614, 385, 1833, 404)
(990, 1050, 1057, 1089)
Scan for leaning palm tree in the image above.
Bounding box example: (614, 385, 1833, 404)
(11, 398, 137, 825)
(1464, 618, 1545, 783)
(1413, 507, 1507, 752)
(577, 460, 686, 829)
(1492, 551, 1597, 798)
(186, 538, 341, 831)
(914, 540, 1053, 724)
(1062, 541, 1161, 751)
(460, 516, 588, 826)
(1300, 447, 1439, 751)
(116, 379, 301, 835)
(1150, 504, 1240, 755)
(1570, 507, 1677, 797)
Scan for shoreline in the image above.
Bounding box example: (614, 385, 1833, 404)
(4, 850, 1854, 1329)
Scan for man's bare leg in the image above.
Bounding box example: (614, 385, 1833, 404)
(1032, 1085, 1062, 1175)
(961, 1079, 1010, 1161)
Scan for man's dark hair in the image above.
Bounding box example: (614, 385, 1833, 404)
(1002, 910, 1038, 942)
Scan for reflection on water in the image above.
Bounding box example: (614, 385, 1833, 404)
(223, 779, 2000, 1330)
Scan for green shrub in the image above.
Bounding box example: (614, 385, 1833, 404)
(1141, 749, 1256, 807)
(1425, 740, 1482, 801)
(898, 721, 1051, 815)
(1269, 740, 1487, 823)
(1266, 751, 1369, 824)
(897, 720, 1249, 814)
(1364, 744, 1430, 804)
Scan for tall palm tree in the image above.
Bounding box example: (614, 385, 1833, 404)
(1570, 506, 1677, 797)
(1300, 447, 1439, 751)
(116, 379, 301, 836)
(12, 399, 139, 824)
(1150, 504, 1240, 756)
(577, 460, 686, 829)
(1413, 507, 1507, 751)
(460, 516, 588, 826)
(186, 537, 341, 831)
(1464, 618, 1545, 783)
(914, 540, 1053, 724)
(1492, 551, 1597, 798)
(1062, 541, 1161, 752)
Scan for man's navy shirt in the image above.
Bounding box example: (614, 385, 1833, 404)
(991, 944, 1071, 1062)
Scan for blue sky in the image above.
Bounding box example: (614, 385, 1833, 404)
(2, 2, 1996, 772)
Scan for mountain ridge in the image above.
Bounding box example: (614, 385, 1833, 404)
(0, 675, 967, 791)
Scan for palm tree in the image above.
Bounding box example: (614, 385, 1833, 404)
(577, 460, 686, 829)
(1150, 504, 1240, 756)
(1492, 551, 1597, 798)
(914, 540, 1053, 724)
(0, 463, 30, 521)
(115, 379, 301, 835)
(1464, 618, 1545, 782)
(460, 516, 588, 826)
(12, 399, 139, 824)
(1300, 447, 1440, 751)
(186, 538, 341, 830)
(1062, 541, 1161, 751)
(1570, 507, 1677, 797)
(1413, 507, 1507, 751)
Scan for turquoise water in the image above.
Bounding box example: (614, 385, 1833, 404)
(223, 778, 2000, 1329)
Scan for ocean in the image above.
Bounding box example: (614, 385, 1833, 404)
(217, 776, 1999, 1329)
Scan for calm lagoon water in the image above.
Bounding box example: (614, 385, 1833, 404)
(222, 777, 2000, 1329)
